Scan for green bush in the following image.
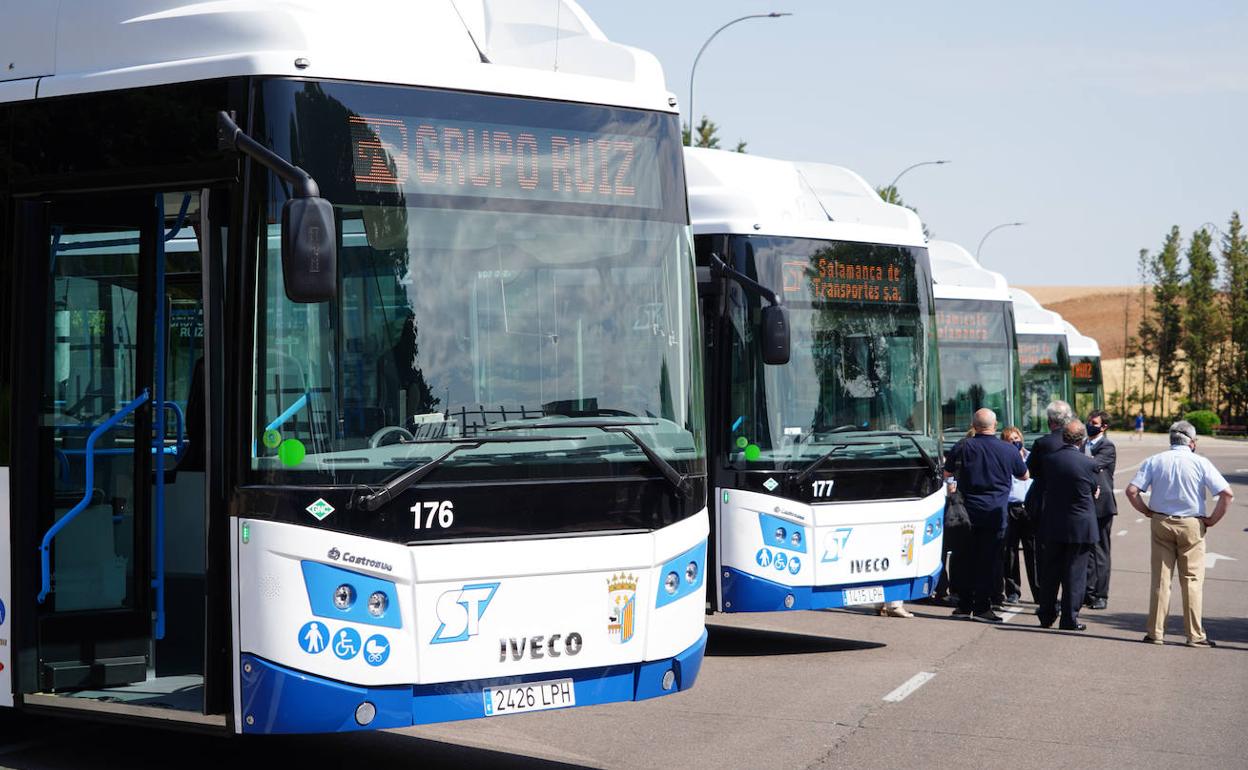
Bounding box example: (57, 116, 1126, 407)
(1184, 410, 1219, 435)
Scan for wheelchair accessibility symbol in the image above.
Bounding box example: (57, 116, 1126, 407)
(364, 634, 390, 667)
(333, 627, 361, 660)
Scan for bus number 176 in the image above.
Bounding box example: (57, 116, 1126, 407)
(412, 500, 454, 530)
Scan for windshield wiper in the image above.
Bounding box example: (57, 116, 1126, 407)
(353, 435, 585, 512)
(790, 431, 940, 487)
(487, 420, 691, 497)
(791, 444, 849, 488)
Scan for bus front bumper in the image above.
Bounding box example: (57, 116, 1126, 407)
(239, 629, 707, 734)
(720, 564, 942, 613)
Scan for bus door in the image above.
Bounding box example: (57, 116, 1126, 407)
(14, 191, 207, 701)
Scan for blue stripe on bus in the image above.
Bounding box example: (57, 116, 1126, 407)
(239, 630, 708, 734)
(720, 565, 942, 612)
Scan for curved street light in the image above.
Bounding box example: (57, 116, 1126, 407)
(888, 159, 951, 190)
(976, 221, 1026, 262)
(687, 12, 792, 146)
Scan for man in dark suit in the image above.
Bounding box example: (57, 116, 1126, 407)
(1037, 420, 1100, 631)
(1084, 409, 1117, 609)
(1024, 400, 1074, 590)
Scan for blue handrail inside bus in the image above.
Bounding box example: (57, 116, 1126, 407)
(38, 389, 151, 604)
(152, 194, 169, 641)
(266, 393, 309, 433)
(163, 400, 186, 458)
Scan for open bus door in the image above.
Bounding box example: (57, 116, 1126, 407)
(9, 191, 222, 725)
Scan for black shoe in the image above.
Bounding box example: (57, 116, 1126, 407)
(1037, 614, 1056, 629)
(991, 603, 1005, 612)
(1059, 622, 1087, 631)
(1089, 598, 1107, 610)
(1142, 635, 1164, 645)
(1186, 639, 1217, 648)
(951, 607, 972, 619)
(973, 610, 1004, 623)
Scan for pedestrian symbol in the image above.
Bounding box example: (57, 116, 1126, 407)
(298, 621, 327, 654)
(756, 548, 773, 567)
(333, 627, 361, 660)
(364, 634, 390, 667)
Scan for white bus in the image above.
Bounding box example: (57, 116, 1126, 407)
(687, 148, 944, 614)
(0, 0, 708, 734)
(1010, 289, 1072, 439)
(1064, 321, 1104, 417)
(930, 240, 1020, 437)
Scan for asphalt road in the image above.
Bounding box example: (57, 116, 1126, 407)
(1, 431, 1245, 769)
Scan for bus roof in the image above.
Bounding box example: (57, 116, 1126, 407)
(683, 147, 927, 248)
(1063, 320, 1102, 358)
(1010, 288, 1067, 337)
(0, 0, 673, 111)
(929, 240, 1011, 302)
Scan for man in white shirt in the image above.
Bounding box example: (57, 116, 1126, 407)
(1125, 421, 1233, 647)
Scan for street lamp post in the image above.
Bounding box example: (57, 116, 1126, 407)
(687, 12, 791, 146)
(976, 222, 1025, 262)
(888, 160, 951, 191)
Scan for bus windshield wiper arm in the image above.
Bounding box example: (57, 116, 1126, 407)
(487, 421, 691, 497)
(791, 444, 849, 488)
(354, 435, 583, 512)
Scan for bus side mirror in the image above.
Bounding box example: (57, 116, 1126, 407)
(281, 197, 337, 303)
(760, 304, 790, 365)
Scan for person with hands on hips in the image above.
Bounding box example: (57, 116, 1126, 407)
(1125, 421, 1233, 647)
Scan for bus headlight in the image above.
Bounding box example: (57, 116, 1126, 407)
(685, 561, 698, 584)
(664, 572, 679, 595)
(790, 531, 802, 547)
(774, 527, 786, 543)
(333, 584, 355, 610)
(367, 591, 388, 617)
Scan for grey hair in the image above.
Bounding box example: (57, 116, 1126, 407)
(1169, 420, 1197, 446)
(1062, 419, 1087, 446)
(1046, 400, 1074, 428)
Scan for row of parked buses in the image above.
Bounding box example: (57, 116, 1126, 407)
(0, 0, 1102, 737)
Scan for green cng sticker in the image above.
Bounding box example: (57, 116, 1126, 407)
(763, 477, 779, 492)
(306, 498, 335, 521)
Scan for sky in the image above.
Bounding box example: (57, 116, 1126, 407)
(577, 0, 1248, 286)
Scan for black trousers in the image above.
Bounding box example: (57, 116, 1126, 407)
(1038, 540, 1092, 627)
(1085, 516, 1113, 602)
(959, 525, 1005, 613)
(1001, 503, 1040, 603)
(936, 525, 971, 600)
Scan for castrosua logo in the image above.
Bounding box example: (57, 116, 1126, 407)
(327, 547, 341, 561)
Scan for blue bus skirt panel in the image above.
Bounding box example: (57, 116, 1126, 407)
(239, 630, 708, 734)
(720, 564, 942, 613)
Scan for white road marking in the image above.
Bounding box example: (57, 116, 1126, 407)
(1135, 518, 1145, 523)
(1116, 529, 1128, 537)
(883, 671, 936, 703)
(999, 609, 1020, 623)
(1205, 552, 1237, 569)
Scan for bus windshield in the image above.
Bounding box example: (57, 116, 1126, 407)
(1018, 334, 1071, 434)
(250, 80, 704, 485)
(1072, 354, 1103, 416)
(935, 298, 1017, 437)
(721, 235, 939, 469)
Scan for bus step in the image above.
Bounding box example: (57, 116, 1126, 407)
(42, 655, 147, 691)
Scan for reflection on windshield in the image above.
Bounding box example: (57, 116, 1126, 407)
(1018, 334, 1070, 434)
(251, 80, 704, 484)
(719, 236, 940, 466)
(935, 298, 1016, 433)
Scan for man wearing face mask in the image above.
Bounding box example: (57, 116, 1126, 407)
(1084, 410, 1117, 609)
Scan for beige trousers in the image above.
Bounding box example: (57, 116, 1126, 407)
(1147, 516, 1207, 642)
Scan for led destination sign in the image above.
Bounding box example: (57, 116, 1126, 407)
(787, 252, 914, 304)
(935, 309, 1005, 344)
(1072, 361, 1096, 381)
(349, 114, 662, 208)
(1019, 339, 1061, 367)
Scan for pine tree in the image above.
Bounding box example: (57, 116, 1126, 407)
(682, 116, 747, 152)
(1183, 228, 1220, 409)
(1222, 213, 1248, 419)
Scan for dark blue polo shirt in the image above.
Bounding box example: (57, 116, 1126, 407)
(945, 433, 1028, 529)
